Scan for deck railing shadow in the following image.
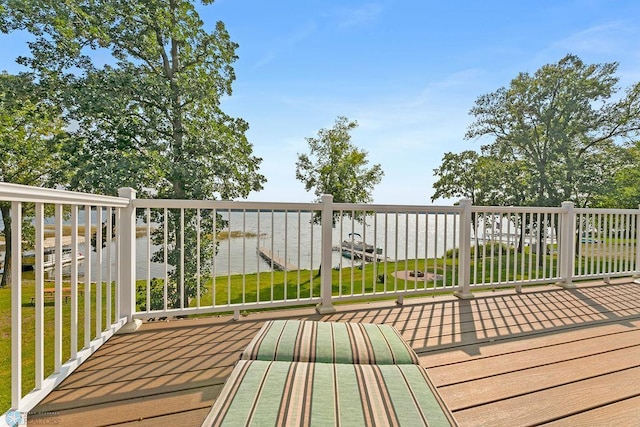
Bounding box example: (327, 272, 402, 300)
(32, 319, 265, 414)
(412, 282, 640, 356)
(24, 280, 640, 425)
(312, 282, 640, 357)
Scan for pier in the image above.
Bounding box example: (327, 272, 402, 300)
(257, 247, 298, 271)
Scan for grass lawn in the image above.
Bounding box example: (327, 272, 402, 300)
(160, 257, 456, 310)
(0, 279, 116, 414)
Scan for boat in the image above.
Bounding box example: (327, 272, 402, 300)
(22, 248, 85, 270)
(341, 248, 362, 260)
(341, 233, 382, 254)
(21, 236, 86, 270)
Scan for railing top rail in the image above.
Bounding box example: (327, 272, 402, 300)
(333, 202, 463, 214)
(574, 207, 640, 215)
(470, 205, 640, 215)
(132, 199, 321, 211)
(0, 182, 129, 207)
(471, 205, 565, 214)
(132, 199, 464, 214)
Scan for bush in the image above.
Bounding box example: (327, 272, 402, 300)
(446, 242, 513, 259)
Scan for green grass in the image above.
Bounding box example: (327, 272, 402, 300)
(0, 280, 117, 413)
(135, 256, 460, 313)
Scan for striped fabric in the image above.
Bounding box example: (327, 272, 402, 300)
(202, 360, 456, 427)
(241, 320, 419, 365)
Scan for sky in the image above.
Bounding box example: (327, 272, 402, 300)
(2, 0, 640, 204)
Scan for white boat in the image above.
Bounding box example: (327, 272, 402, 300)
(341, 233, 382, 255)
(21, 236, 86, 270)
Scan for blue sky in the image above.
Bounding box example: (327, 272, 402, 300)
(2, 0, 640, 204)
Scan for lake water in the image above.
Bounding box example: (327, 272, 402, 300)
(3, 211, 460, 280)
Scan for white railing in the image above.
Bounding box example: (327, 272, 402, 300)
(128, 194, 466, 317)
(573, 207, 640, 280)
(2, 183, 640, 420)
(468, 205, 565, 291)
(127, 198, 640, 318)
(0, 183, 130, 422)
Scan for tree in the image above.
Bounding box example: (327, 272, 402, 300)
(296, 116, 383, 277)
(2, 0, 266, 307)
(435, 55, 640, 260)
(431, 150, 528, 206)
(432, 150, 530, 251)
(465, 54, 640, 208)
(3, 0, 265, 200)
(0, 72, 68, 288)
(296, 116, 384, 222)
(594, 141, 640, 208)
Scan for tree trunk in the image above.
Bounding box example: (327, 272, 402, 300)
(0, 204, 12, 288)
(537, 219, 546, 267)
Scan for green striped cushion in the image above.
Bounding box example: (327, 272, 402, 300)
(203, 360, 455, 427)
(241, 320, 419, 365)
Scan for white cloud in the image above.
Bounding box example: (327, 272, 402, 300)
(548, 21, 636, 56)
(334, 2, 384, 29)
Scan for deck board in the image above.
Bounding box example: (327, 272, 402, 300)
(424, 322, 640, 384)
(114, 408, 213, 427)
(29, 386, 222, 426)
(439, 345, 640, 409)
(545, 395, 640, 426)
(27, 280, 640, 426)
(452, 367, 640, 426)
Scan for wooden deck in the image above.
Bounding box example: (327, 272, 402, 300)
(28, 279, 640, 426)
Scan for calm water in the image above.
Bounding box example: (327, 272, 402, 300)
(4, 211, 460, 280)
(128, 211, 459, 279)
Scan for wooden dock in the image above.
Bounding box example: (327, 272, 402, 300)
(257, 247, 298, 271)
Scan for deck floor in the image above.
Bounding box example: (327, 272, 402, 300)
(28, 279, 640, 426)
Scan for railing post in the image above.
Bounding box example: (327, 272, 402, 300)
(635, 205, 640, 283)
(633, 206, 640, 284)
(559, 201, 577, 289)
(316, 194, 336, 314)
(11, 201, 22, 411)
(454, 198, 474, 299)
(117, 188, 142, 332)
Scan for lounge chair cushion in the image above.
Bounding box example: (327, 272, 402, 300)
(241, 319, 419, 365)
(202, 359, 455, 427)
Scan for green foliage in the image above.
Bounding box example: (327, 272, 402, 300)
(0, 72, 68, 186)
(296, 116, 384, 223)
(0, 72, 69, 287)
(432, 150, 482, 203)
(432, 150, 529, 205)
(147, 208, 218, 309)
(446, 242, 512, 259)
(1, 0, 267, 302)
(444, 54, 640, 208)
(2, 0, 266, 200)
(137, 278, 173, 311)
(593, 140, 640, 208)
